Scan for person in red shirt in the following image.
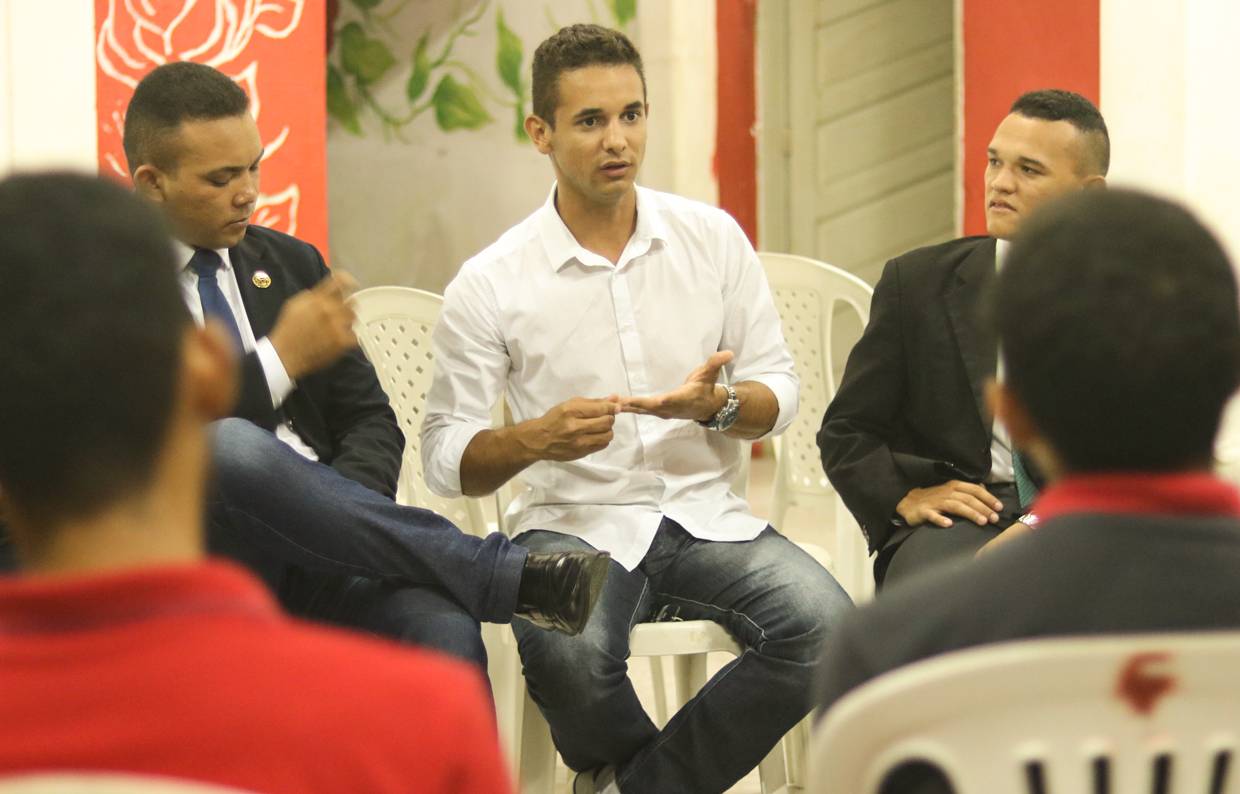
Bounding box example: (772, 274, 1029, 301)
(0, 172, 512, 794)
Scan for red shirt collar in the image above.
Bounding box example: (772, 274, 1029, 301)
(1034, 472, 1240, 522)
(0, 559, 278, 634)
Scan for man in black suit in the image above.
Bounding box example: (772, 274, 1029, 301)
(816, 190, 1240, 791)
(116, 61, 609, 665)
(818, 89, 1109, 587)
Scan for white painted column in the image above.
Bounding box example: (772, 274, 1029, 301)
(0, 0, 98, 176)
(1101, 0, 1240, 479)
(635, 0, 719, 206)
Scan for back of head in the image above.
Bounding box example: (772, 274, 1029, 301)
(995, 189, 1240, 473)
(0, 172, 187, 532)
(122, 61, 250, 174)
(1010, 88, 1110, 176)
(531, 23, 645, 125)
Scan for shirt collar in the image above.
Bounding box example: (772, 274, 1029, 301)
(172, 239, 234, 273)
(536, 183, 669, 272)
(1034, 471, 1240, 522)
(995, 237, 1010, 270)
(0, 560, 278, 635)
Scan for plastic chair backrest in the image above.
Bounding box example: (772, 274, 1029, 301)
(759, 252, 872, 497)
(351, 286, 485, 534)
(809, 632, 1240, 794)
(0, 774, 258, 793)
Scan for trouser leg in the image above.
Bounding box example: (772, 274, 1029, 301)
(206, 418, 526, 623)
(617, 521, 853, 794)
(512, 530, 659, 772)
(282, 570, 488, 670)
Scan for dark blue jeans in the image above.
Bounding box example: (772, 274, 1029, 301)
(205, 418, 528, 668)
(514, 518, 853, 794)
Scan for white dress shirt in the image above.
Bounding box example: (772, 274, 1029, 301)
(421, 185, 799, 570)
(174, 240, 317, 461)
(989, 237, 1015, 482)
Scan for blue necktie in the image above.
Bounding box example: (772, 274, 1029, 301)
(189, 248, 245, 354)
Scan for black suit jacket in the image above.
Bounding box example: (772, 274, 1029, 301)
(227, 225, 403, 497)
(818, 236, 1000, 552)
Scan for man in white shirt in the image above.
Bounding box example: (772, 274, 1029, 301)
(422, 24, 851, 794)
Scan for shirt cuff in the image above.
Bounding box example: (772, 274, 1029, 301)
(743, 373, 798, 439)
(422, 420, 490, 498)
(255, 337, 295, 409)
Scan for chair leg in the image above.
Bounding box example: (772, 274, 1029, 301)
(649, 657, 670, 726)
(672, 653, 709, 711)
(784, 717, 809, 789)
(757, 737, 789, 794)
(519, 686, 559, 794)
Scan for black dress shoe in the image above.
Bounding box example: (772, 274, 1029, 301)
(515, 550, 611, 635)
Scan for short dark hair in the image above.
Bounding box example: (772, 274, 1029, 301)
(122, 61, 250, 174)
(994, 189, 1240, 473)
(1010, 89, 1110, 176)
(531, 24, 645, 126)
(0, 173, 188, 531)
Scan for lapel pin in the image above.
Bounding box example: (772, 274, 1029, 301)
(252, 270, 272, 289)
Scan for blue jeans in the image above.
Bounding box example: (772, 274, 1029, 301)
(514, 518, 853, 794)
(205, 418, 528, 668)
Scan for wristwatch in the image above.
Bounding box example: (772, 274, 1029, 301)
(1017, 512, 1040, 528)
(699, 384, 740, 432)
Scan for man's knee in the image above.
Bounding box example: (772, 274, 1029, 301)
(209, 418, 279, 487)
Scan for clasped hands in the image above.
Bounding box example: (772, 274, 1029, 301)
(520, 351, 734, 462)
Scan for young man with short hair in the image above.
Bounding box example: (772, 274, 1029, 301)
(819, 89, 1110, 587)
(422, 24, 851, 794)
(0, 171, 511, 793)
(817, 187, 1240, 740)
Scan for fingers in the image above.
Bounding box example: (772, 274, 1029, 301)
(954, 480, 1004, 511)
(617, 395, 660, 414)
(563, 397, 621, 418)
(923, 509, 953, 528)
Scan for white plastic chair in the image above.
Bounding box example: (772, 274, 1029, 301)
(760, 252, 875, 604)
(0, 775, 258, 793)
(351, 286, 523, 768)
(809, 632, 1240, 794)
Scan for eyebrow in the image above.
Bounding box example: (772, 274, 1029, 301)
(572, 101, 644, 122)
(206, 149, 265, 176)
(987, 148, 1048, 170)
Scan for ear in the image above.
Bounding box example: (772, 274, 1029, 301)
(1083, 174, 1107, 190)
(525, 114, 554, 155)
(132, 163, 167, 202)
(986, 379, 1038, 448)
(183, 323, 239, 421)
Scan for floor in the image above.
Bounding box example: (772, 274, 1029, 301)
(540, 451, 833, 794)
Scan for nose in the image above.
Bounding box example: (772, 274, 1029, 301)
(603, 118, 626, 153)
(989, 165, 1015, 193)
(235, 170, 259, 207)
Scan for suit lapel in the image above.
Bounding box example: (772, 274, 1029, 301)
(230, 230, 283, 339)
(945, 238, 998, 429)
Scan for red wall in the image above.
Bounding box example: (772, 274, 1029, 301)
(961, 0, 1099, 235)
(716, 0, 758, 245)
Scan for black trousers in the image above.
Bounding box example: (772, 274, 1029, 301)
(875, 482, 1023, 589)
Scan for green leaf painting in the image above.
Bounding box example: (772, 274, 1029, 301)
(326, 64, 361, 135)
(432, 75, 494, 131)
(407, 33, 431, 102)
(610, 0, 637, 27)
(327, 1, 637, 141)
(496, 10, 523, 95)
(340, 22, 396, 85)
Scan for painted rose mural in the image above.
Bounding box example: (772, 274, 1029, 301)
(94, 0, 327, 254)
